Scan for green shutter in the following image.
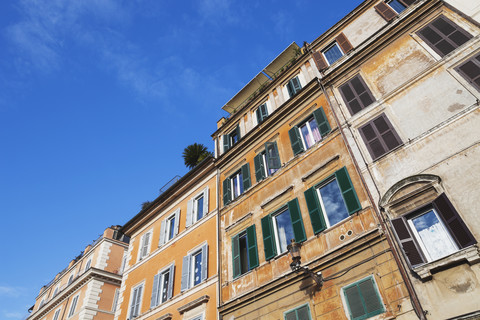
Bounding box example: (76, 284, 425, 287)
(241, 163, 251, 190)
(265, 142, 281, 170)
(254, 154, 265, 183)
(261, 215, 276, 260)
(235, 125, 241, 140)
(344, 285, 365, 319)
(246, 225, 259, 269)
(223, 178, 231, 206)
(304, 187, 327, 234)
(288, 198, 306, 243)
(232, 234, 241, 279)
(222, 134, 230, 153)
(335, 167, 361, 215)
(344, 277, 384, 320)
(313, 107, 331, 137)
(289, 127, 304, 156)
(358, 278, 383, 315)
(256, 108, 262, 124)
(287, 80, 295, 97)
(292, 77, 302, 92)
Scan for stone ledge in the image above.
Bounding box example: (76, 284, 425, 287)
(155, 313, 173, 320)
(177, 295, 210, 314)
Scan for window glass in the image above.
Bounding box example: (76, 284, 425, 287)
(231, 171, 244, 199)
(192, 251, 203, 286)
(300, 117, 321, 149)
(387, 0, 406, 13)
(239, 233, 249, 274)
(161, 270, 170, 303)
(196, 196, 204, 220)
(323, 43, 343, 65)
(273, 209, 295, 253)
(317, 179, 349, 227)
(230, 130, 239, 145)
(167, 215, 175, 240)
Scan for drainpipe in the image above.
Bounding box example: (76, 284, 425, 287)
(316, 78, 427, 320)
(216, 164, 222, 320)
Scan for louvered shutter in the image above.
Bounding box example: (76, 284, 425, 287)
(287, 80, 295, 98)
(312, 51, 328, 71)
(455, 54, 480, 92)
(359, 113, 402, 160)
(203, 187, 209, 215)
(292, 77, 302, 92)
(285, 310, 296, 320)
(186, 199, 193, 227)
(391, 217, 425, 267)
(167, 264, 174, 299)
(151, 273, 160, 307)
(335, 167, 361, 215)
(142, 232, 150, 258)
(433, 193, 476, 248)
(344, 284, 366, 319)
(232, 235, 241, 278)
(265, 142, 281, 170)
(241, 163, 251, 190)
(339, 75, 375, 116)
(358, 277, 383, 316)
(246, 225, 259, 269)
(180, 255, 190, 292)
(312, 107, 331, 137)
(261, 215, 277, 260)
(374, 2, 397, 22)
(174, 209, 180, 235)
(201, 243, 208, 281)
(336, 32, 353, 53)
(255, 108, 262, 125)
(222, 135, 230, 153)
(289, 127, 305, 156)
(236, 125, 241, 140)
(223, 178, 231, 206)
(304, 187, 327, 234)
(288, 198, 307, 243)
(159, 219, 166, 246)
(254, 154, 265, 182)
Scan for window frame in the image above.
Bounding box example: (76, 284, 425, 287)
(112, 288, 119, 312)
(341, 275, 385, 320)
(52, 307, 62, 320)
(338, 74, 376, 116)
(84, 258, 92, 272)
(322, 41, 344, 65)
(223, 164, 251, 206)
(272, 207, 296, 254)
(186, 187, 209, 227)
(315, 176, 351, 229)
(138, 230, 153, 261)
(283, 303, 312, 320)
(386, 0, 407, 13)
(151, 263, 175, 308)
(159, 209, 180, 246)
(232, 225, 259, 279)
(181, 243, 209, 292)
(455, 53, 480, 92)
(288, 107, 331, 156)
(67, 272, 75, 285)
(255, 102, 269, 125)
(286, 75, 303, 98)
(358, 113, 402, 161)
(68, 294, 79, 318)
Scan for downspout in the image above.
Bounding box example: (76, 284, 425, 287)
(317, 78, 427, 320)
(216, 163, 222, 320)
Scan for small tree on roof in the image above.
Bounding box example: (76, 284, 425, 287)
(182, 143, 213, 169)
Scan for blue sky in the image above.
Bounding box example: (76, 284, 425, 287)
(0, 0, 360, 318)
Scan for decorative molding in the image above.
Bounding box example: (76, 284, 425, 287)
(177, 295, 210, 314)
(155, 313, 173, 320)
(301, 155, 340, 182)
(95, 241, 112, 270)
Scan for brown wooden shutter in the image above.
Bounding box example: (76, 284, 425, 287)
(374, 2, 396, 22)
(359, 113, 402, 160)
(312, 51, 328, 71)
(335, 32, 353, 54)
(433, 193, 476, 248)
(455, 54, 480, 92)
(391, 217, 425, 267)
(339, 74, 376, 116)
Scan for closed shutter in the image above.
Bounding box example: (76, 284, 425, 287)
(391, 217, 425, 267)
(374, 2, 397, 22)
(186, 199, 193, 227)
(151, 273, 160, 307)
(265, 142, 281, 170)
(289, 127, 305, 156)
(433, 193, 476, 248)
(335, 32, 353, 53)
(174, 209, 180, 235)
(180, 255, 190, 292)
(339, 75, 375, 116)
(167, 264, 174, 299)
(304, 187, 327, 234)
(130, 287, 138, 318)
(312, 107, 331, 137)
(288, 198, 307, 243)
(455, 54, 480, 92)
(246, 225, 259, 269)
(417, 16, 473, 57)
(254, 154, 265, 183)
(359, 113, 402, 160)
(201, 243, 208, 281)
(261, 215, 277, 260)
(344, 284, 365, 319)
(203, 187, 209, 215)
(312, 51, 328, 71)
(223, 178, 231, 206)
(241, 163, 251, 190)
(232, 234, 241, 278)
(159, 219, 166, 246)
(222, 135, 230, 153)
(358, 278, 383, 316)
(335, 167, 361, 215)
(285, 310, 297, 320)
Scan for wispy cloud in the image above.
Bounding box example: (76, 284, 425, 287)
(0, 286, 23, 298)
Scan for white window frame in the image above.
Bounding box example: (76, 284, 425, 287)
(315, 177, 349, 228)
(68, 294, 79, 318)
(52, 307, 62, 320)
(138, 230, 153, 261)
(186, 188, 209, 228)
(322, 42, 344, 66)
(181, 242, 208, 292)
(53, 285, 60, 297)
(129, 282, 145, 319)
(151, 263, 175, 307)
(272, 207, 293, 254)
(298, 116, 321, 150)
(67, 272, 75, 285)
(253, 102, 269, 127)
(230, 170, 243, 200)
(190, 249, 203, 288)
(84, 258, 92, 272)
(112, 288, 119, 312)
(119, 253, 127, 275)
(386, 0, 407, 13)
(193, 194, 205, 222)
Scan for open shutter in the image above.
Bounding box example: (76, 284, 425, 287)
(256, 108, 262, 125)
(335, 167, 361, 214)
(174, 209, 180, 235)
(246, 225, 259, 269)
(180, 255, 190, 292)
(433, 193, 476, 248)
(167, 264, 174, 299)
(287, 80, 295, 98)
(159, 219, 166, 246)
(236, 125, 241, 140)
(254, 154, 265, 182)
(142, 232, 150, 257)
(304, 187, 327, 234)
(265, 142, 281, 170)
(186, 199, 193, 227)
(241, 163, 251, 190)
(374, 2, 397, 22)
(222, 135, 230, 153)
(312, 51, 328, 71)
(289, 126, 305, 156)
(261, 215, 277, 260)
(223, 178, 231, 206)
(201, 243, 208, 281)
(203, 187, 209, 215)
(288, 198, 307, 243)
(335, 32, 353, 53)
(151, 273, 160, 308)
(232, 235, 241, 278)
(292, 77, 302, 92)
(312, 107, 331, 137)
(391, 217, 425, 267)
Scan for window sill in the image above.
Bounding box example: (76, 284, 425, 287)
(413, 245, 480, 280)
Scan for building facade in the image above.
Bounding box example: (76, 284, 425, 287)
(27, 226, 129, 320)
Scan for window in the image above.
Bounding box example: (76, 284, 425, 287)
(255, 103, 269, 124)
(138, 231, 152, 261)
(284, 304, 311, 320)
(391, 193, 476, 267)
(375, 0, 414, 22)
(386, 0, 406, 13)
(68, 295, 79, 317)
(342, 276, 384, 320)
(223, 164, 251, 206)
(289, 107, 331, 156)
(232, 225, 259, 278)
(52, 308, 62, 320)
(339, 75, 376, 116)
(186, 187, 209, 227)
(159, 209, 180, 246)
(304, 167, 362, 234)
(84, 259, 91, 272)
(323, 42, 344, 65)
(150, 264, 174, 308)
(181, 243, 208, 292)
(417, 15, 473, 58)
(254, 142, 281, 183)
(112, 289, 119, 312)
(67, 273, 74, 285)
(286, 76, 302, 98)
(129, 284, 144, 319)
(39, 299, 45, 308)
(119, 254, 127, 275)
(261, 199, 306, 260)
(53, 285, 59, 297)
(222, 125, 241, 153)
(312, 33, 353, 71)
(455, 53, 480, 92)
(358, 113, 402, 160)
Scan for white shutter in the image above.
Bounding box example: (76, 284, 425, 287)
(174, 209, 180, 236)
(186, 199, 193, 227)
(167, 264, 175, 299)
(159, 219, 166, 246)
(150, 274, 160, 308)
(203, 187, 209, 216)
(142, 232, 151, 258)
(181, 255, 190, 292)
(134, 285, 143, 317)
(201, 243, 208, 282)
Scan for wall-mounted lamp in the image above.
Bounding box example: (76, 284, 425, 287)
(287, 239, 323, 288)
